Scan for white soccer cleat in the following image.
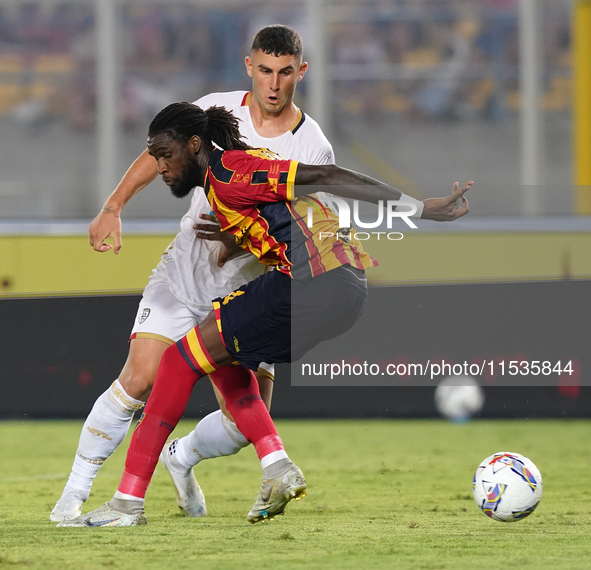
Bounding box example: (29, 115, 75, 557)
(56, 502, 147, 528)
(50, 493, 85, 522)
(247, 464, 307, 524)
(160, 439, 207, 517)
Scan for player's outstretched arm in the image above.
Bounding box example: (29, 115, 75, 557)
(294, 164, 472, 222)
(89, 149, 158, 254)
(294, 164, 404, 204)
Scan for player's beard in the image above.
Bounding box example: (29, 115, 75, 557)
(170, 160, 203, 198)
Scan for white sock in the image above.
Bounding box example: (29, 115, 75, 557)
(111, 490, 145, 514)
(260, 450, 289, 470)
(112, 490, 144, 504)
(62, 380, 145, 500)
(175, 410, 249, 469)
(261, 455, 293, 480)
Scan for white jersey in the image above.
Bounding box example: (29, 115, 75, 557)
(150, 90, 335, 311)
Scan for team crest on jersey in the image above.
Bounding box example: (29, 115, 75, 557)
(138, 308, 151, 324)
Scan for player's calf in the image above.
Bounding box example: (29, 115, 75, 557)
(50, 379, 144, 522)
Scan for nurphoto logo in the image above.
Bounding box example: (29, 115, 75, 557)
(301, 196, 417, 240)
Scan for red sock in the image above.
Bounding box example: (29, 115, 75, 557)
(209, 366, 284, 460)
(118, 332, 217, 498)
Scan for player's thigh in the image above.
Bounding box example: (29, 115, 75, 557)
(213, 270, 292, 371)
(122, 280, 204, 400)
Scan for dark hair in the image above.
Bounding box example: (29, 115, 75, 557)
(148, 102, 251, 151)
(251, 24, 303, 58)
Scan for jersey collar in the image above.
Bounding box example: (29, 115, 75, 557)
(242, 91, 306, 135)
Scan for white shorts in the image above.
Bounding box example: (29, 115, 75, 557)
(131, 279, 209, 345)
(130, 278, 274, 378)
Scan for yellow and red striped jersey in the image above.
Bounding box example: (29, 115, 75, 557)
(204, 148, 378, 279)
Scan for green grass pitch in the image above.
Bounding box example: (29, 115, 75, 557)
(1, 419, 591, 570)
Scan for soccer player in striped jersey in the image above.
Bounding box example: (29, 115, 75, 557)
(57, 102, 471, 527)
(51, 25, 335, 523)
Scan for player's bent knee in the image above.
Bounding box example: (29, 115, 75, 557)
(119, 337, 172, 401)
(119, 373, 154, 402)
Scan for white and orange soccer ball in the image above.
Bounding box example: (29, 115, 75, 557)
(472, 452, 543, 522)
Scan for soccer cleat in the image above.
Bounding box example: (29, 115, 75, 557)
(56, 502, 147, 528)
(246, 464, 307, 523)
(49, 493, 85, 522)
(160, 439, 207, 517)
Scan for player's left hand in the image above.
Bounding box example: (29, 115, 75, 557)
(421, 181, 472, 221)
(194, 213, 224, 241)
(194, 213, 244, 267)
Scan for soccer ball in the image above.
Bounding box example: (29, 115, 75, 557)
(434, 375, 484, 422)
(472, 451, 543, 522)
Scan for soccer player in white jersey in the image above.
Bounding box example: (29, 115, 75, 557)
(50, 25, 334, 522)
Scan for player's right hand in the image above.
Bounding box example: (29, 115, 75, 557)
(421, 181, 472, 222)
(89, 207, 122, 254)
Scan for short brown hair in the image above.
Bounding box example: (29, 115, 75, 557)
(251, 25, 303, 58)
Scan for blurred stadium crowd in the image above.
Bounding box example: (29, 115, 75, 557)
(0, 0, 571, 131)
